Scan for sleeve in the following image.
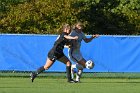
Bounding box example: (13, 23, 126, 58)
(82, 32, 86, 39)
(61, 32, 67, 38)
(69, 30, 76, 37)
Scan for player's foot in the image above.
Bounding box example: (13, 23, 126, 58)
(76, 78, 80, 83)
(75, 80, 81, 83)
(68, 79, 77, 83)
(30, 72, 36, 82)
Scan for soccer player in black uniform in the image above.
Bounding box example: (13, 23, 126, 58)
(30, 24, 78, 83)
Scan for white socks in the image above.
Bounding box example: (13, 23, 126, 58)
(76, 69, 83, 82)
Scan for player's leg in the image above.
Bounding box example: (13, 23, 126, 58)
(71, 63, 83, 82)
(76, 69, 83, 82)
(58, 56, 76, 83)
(30, 49, 56, 82)
(70, 59, 85, 82)
(71, 64, 77, 79)
(77, 58, 86, 68)
(75, 58, 86, 82)
(30, 58, 54, 82)
(68, 49, 85, 82)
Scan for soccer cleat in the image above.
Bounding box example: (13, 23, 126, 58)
(30, 72, 36, 82)
(68, 79, 77, 83)
(75, 78, 81, 83)
(75, 80, 81, 83)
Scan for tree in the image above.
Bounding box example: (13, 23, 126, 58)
(0, 0, 139, 35)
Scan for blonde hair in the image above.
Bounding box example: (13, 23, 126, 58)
(73, 22, 84, 30)
(62, 24, 70, 31)
(58, 24, 70, 33)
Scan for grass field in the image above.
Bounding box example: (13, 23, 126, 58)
(0, 77, 140, 93)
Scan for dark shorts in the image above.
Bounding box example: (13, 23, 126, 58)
(48, 49, 64, 62)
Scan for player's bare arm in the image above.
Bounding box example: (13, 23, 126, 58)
(64, 35, 78, 40)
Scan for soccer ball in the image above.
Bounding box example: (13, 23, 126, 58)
(86, 60, 94, 69)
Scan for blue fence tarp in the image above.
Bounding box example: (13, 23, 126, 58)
(0, 34, 140, 72)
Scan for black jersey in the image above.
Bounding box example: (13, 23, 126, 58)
(48, 32, 69, 61)
(53, 32, 69, 53)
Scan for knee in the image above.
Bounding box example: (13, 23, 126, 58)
(66, 61, 71, 66)
(76, 64, 84, 70)
(44, 66, 49, 70)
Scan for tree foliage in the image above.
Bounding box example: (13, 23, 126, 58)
(0, 0, 139, 35)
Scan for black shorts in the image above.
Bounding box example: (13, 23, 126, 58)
(48, 49, 64, 62)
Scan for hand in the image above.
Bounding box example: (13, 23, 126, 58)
(92, 34, 99, 38)
(74, 36, 78, 40)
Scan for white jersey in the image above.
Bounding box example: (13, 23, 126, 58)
(68, 30, 86, 62)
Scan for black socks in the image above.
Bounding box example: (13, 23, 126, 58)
(66, 66, 72, 81)
(36, 66, 45, 75)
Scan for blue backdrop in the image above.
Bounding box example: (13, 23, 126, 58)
(0, 34, 140, 72)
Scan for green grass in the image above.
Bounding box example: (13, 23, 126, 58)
(0, 77, 140, 93)
(1, 72, 140, 79)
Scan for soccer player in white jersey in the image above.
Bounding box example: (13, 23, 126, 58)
(68, 22, 99, 82)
